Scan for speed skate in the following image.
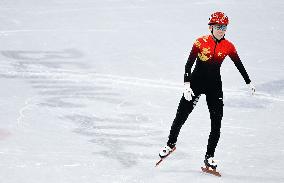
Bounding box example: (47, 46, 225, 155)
(155, 146, 176, 167)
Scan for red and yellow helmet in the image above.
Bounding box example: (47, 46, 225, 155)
(208, 12, 229, 25)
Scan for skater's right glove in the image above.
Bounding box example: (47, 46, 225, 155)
(183, 82, 194, 101)
(247, 82, 256, 95)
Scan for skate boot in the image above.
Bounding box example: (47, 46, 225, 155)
(159, 143, 176, 158)
(201, 155, 221, 177)
(204, 155, 217, 169)
(155, 143, 176, 166)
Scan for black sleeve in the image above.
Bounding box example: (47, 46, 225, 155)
(229, 52, 251, 84)
(184, 44, 198, 82)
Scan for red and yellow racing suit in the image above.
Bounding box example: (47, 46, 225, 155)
(167, 35, 251, 158)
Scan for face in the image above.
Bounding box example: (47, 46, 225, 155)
(209, 24, 227, 40)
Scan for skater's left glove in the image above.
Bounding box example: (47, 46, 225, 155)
(247, 83, 256, 95)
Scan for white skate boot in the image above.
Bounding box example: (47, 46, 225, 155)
(155, 144, 176, 167)
(159, 145, 175, 158)
(201, 155, 221, 177)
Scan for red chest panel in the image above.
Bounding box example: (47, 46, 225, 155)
(193, 35, 235, 64)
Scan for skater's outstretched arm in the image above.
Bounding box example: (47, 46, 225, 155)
(229, 44, 256, 95)
(228, 44, 251, 84)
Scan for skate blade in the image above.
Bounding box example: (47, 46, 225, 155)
(155, 147, 176, 167)
(201, 166, 221, 177)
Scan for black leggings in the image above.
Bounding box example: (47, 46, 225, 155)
(167, 93, 223, 157)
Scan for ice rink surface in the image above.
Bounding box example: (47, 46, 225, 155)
(0, 0, 283, 182)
